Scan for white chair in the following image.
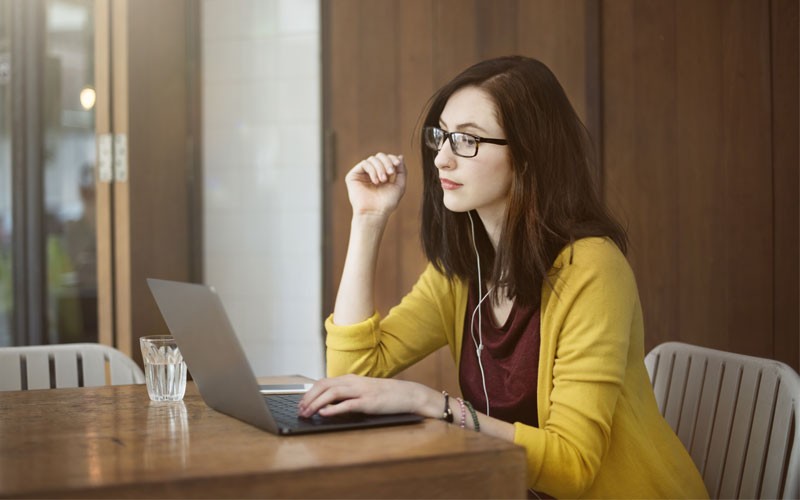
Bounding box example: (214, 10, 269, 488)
(0, 343, 144, 391)
(645, 341, 800, 499)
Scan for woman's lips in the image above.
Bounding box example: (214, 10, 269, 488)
(440, 178, 463, 190)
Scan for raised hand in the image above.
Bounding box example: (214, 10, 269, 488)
(345, 153, 406, 218)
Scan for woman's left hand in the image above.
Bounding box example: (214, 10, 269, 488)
(297, 374, 441, 419)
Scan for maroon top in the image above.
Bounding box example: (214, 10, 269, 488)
(459, 285, 541, 427)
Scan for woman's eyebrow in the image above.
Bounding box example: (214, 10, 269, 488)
(438, 119, 489, 134)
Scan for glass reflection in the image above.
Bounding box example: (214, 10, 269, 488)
(0, 0, 12, 347)
(43, 0, 97, 344)
(145, 402, 191, 468)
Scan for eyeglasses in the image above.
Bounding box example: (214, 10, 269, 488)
(423, 126, 508, 158)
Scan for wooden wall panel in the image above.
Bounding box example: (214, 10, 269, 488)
(477, 0, 518, 59)
(114, 0, 192, 361)
(674, 0, 727, 353)
(110, 0, 131, 355)
(517, 0, 592, 127)
(93, 0, 113, 348)
(715, 1, 773, 358)
(771, 0, 799, 369)
(602, 0, 791, 366)
(603, 0, 681, 349)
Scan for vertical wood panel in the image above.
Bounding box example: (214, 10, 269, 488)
(111, 0, 131, 355)
(602, 0, 782, 363)
(603, 0, 680, 348)
(770, 0, 799, 369)
(633, 0, 679, 349)
(476, 0, 518, 59)
(432, 0, 479, 87)
(675, 0, 727, 351)
(128, 0, 192, 362)
(517, 0, 591, 125)
(110, 0, 192, 360)
(720, 0, 773, 358)
(93, 0, 113, 347)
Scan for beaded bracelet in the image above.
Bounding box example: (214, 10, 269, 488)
(455, 397, 466, 428)
(464, 400, 480, 432)
(441, 391, 454, 423)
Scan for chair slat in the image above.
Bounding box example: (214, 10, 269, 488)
(719, 365, 761, 499)
(704, 363, 742, 498)
(0, 352, 22, 390)
(25, 351, 51, 390)
(664, 352, 690, 431)
(53, 351, 79, 388)
(690, 357, 724, 473)
(739, 368, 779, 499)
(80, 349, 107, 387)
(0, 344, 144, 393)
(644, 352, 658, 387)
(760, 385, 793, 499)
(676, 356, 706, 451)
(652, 352, 674, 415)
(109, 355, 134, 385)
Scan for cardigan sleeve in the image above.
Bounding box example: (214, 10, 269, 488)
(513, 239, 638, 497)
(325, 263, 456, 378)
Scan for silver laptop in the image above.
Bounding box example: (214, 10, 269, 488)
(147, 278, 423, 435)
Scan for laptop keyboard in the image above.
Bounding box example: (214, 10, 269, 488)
(264, 393, 372, 429)
(265, 393, 304, 422)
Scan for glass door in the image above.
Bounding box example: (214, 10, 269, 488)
(1, 0, 197, 354)
(43, 0, 97, 344)
(0, 0, 98, 346)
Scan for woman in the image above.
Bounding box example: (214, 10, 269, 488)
(299, 56, 708, 498)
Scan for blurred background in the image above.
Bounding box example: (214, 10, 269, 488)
(0, 0, 796, 389)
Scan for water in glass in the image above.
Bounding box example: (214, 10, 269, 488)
(145, 360, 187, 402)
(140, 336, 186, 402)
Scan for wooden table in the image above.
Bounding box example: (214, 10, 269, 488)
(0, 382, 527, 498)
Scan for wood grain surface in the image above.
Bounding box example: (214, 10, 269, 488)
(0, 383, 526, 499)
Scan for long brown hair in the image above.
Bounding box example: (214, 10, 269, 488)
(420, 56, 627, 307)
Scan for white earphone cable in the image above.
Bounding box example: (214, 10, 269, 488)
(467, 211, 491, 416)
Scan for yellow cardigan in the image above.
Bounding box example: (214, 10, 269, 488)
(325, 237, 708, 498)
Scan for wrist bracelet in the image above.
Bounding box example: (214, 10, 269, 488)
(441, 391, 454, 423)
(455, 397, 466, 428)
(464, 400, 480, 432)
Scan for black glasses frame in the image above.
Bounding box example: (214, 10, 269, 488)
(423, 126, 508, 158)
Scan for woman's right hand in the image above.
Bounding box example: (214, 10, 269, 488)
(345, 153, 406, 218)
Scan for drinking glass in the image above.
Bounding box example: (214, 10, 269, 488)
(139, 335, 186, 402)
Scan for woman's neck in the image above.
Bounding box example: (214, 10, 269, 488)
(476, 206, 506, 251)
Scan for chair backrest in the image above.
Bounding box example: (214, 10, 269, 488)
(645, 342, 800, 499)
(0, 343, 145, 391)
